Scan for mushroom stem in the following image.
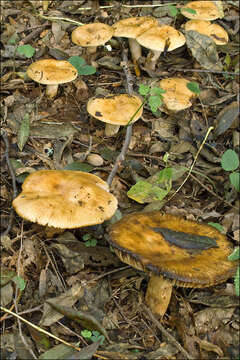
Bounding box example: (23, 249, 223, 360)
(105, 123, 120, 137)
(128, 38, 142, 77)
(46, 84, 59, 98)
(145, 275, 173, 316)
(145, 50, 162, 71)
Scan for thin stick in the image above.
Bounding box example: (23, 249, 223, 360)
(38, 14, 84, 26)
(1, 130, 18, 237)
(143, 305, 194, 360)
(76, 3, 177, 10)
(171, 68, 240, 76)
(107, 45, 134, 186)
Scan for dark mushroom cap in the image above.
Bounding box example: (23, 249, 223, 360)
(108, 212, 236, 287)
(12, 170, 118, 228)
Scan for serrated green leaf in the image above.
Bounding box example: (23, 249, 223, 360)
(187, 81, 200, 94)
(208, 222, 223, 232)
(139, 84, 150, 96)
(12, 276, 26, 291)
(148, 95, 162, 112)
(151, 87, 166, 96)
(17, 114, 30, 151)
(168, 4, 178, 17)
(229, 172, 240, 191)
(81, 330, 92, 338)
(17, 44, 35, 58)
(228, 247, 240, 261)
(221, 149, 239, 171)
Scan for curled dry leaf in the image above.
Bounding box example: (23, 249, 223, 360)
(214, 101, 239, 136)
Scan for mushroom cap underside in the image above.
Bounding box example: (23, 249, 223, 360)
(87, 94, 143, 125)
(27, 59, 78, 85)
(12, 170, 118, 228)
(108, 212, 237, 287)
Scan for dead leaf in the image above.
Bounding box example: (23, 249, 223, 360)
(214, 101, 239, 136)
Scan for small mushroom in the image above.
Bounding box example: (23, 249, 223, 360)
(184, 19, 228, 45)
(181, 1, 223, 21)
(87, 94, 143, 136)
(108, 212, 237, 316)
(12, 170, 118, 228)
(112, 17, 158, 75)
(159, 77, 197, 112)
(136, 25, 186, 71)
(71, 23, 114, 58)
(27, 59, 78, 98)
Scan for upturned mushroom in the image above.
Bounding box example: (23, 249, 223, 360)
(71, 23, 114, 57)
(136, 25, 186, 71)
(181, 1, 223, 21)
(112, 17, 158, 75)
(87, 94, 143, 136)
(12, 170, 118, 228)
(184, 19, 228, 45)
(159, 77, 197, 112)
(27, 59, 78, 98)
(108, 212, 237, 316)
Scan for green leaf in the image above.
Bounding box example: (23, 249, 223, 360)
(0, 270, 16, 287)
(138, 84, 150, 96)
(81, 330, 92, 339)
(17, 114, 30, 151)
(78, 65, 96, 75)
(12, 276, 26, 291)
(127, 180, 169, 204)
(228, 247, 240, 261)
(168, 4, 179, 17)
(148, 95, 162, 113)
(234, 266, 239, 296)
(83, 234, 91, 241)
(187, 81, 201, 94)
(17, 44, 35, 58)
(181, 7, 197, 15)
(208, 222, 223, 232)
(221, 149, 239, 171)
(68, 56, 96, 75)
(150, 87, 166, 96)
(85, 239, 97, 247)
(63, 162, 93, 172)
(229, 172, 240, 191)
(8, 33, 19, 45)
(68, 55, 85, 67)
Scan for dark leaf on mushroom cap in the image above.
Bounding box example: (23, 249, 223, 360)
(108, 212, 237, 287)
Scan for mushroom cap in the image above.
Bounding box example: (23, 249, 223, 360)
(184, 19, 228, 45)
(27, 59, 78, 85)
(87, 94, 143, 126)
(181, 1, 222, 20)
(112, 16, 158, 39)
(12, 170, 118, 228)
(71, 23, 114, 47)
(108, 212, 237, 287)
(159, 77, 196, 111)
(136, 25, 186, 52)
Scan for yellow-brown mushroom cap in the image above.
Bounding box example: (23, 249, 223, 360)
(184, 19, 228, 45)
(136, 25, 186, 52)
(27, 59, 78, 85)
(12, 170, 118, 228)
(159, 77, 197, 111)
(87, 94, 143, 126)
(71, 23, 114, 47)
(181, 1, 222, 20)
(112, 16, 158, 39)
(108, 212, 237, 287)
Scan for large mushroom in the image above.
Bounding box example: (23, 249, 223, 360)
(181, 1, 223, 21)
(159, 77, 197, 112)
(112, 17, 158, 75)
(27, 59, 78, 98)
(12, 170, 118, 229)
(136, 25, 186, 71)
(108, 211, 237, 316)
(184, 19, 228, 45)
(87, 94, 143, 136)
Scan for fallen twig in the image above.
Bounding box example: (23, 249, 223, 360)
(171, 68, 240, 76)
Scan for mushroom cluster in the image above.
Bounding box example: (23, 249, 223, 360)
(108, 211, 237, 316)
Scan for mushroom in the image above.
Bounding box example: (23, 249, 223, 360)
(181, 1, 223, 21)
(184, 19, 228, 45)
(12, 170, 118, 229)
(112, 17, 158, 75)
(71, 23, 114, 58)
(87, 94, 143, 136)
(108, 211, 237, 316)
(27, 59, 78, 98)
(159, 77, 197, 112)
(136, 25, 186, 71)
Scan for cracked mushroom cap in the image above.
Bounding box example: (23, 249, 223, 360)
(12, 170, 118, 228)
(136, 25, 186, 52)
(27, 59, 78, 85)
(184, 19, 228, 45)
(112, 16, 158, 38)
(71, 23, 114, 47)
(108, 212, 237, 287)
(159, 77, 197, 111)
(87, 94, 143, 126)
(181, 1, 223, 21)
